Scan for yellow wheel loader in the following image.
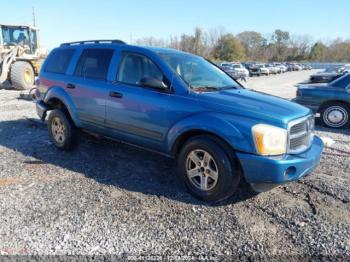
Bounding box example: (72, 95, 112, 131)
(0, 24, 47, 90)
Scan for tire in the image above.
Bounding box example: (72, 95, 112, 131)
(48, 109, 76, 151)
(320, 102, 350, 128)
(177, 136, 240, 202)
(10, 61, 35, 90)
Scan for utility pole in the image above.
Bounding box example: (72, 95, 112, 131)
(32, 7, 36, 26)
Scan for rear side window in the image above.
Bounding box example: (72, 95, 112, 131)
(45, 49, 75, 74)
(332, 74, 350, 88)
(74, 49, 113, 80)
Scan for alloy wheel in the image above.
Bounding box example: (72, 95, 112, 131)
(186, 149, 219, 191)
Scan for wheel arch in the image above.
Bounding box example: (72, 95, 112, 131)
(44, 87, 81, 127)
(168, 113, 253, 157)
(318, 100, 350, 112)
(171, 129, 234, 157)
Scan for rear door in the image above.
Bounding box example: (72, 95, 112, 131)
(67, 48, 114, 131)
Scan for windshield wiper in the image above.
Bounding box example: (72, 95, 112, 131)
(220, 85, 238, 90)
(192, 86, 220, 92)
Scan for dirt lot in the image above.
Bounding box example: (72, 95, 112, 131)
(0, 71, 349, 259)
(243, 69, 320, 99)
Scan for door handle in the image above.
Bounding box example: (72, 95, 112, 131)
(109, 91, 123, 98)
(66, 83, 75, 89)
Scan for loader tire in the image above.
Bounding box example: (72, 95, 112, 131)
(10, 61, 35, 90)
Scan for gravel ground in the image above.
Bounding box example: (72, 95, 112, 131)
(0, 71, 349, 260)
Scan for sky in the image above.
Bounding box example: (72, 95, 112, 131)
(2, 0, 349, 49)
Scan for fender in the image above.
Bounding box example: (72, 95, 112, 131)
(43, 86, 82, 127)
(167, 112, 255, 154)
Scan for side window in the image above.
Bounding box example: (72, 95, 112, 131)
(45, 49, 75, 74)
(332, 74, 350, 88)
(30, 30, 38, 53)
(117, 53, 164, 86)
(74, 49, 113, 80)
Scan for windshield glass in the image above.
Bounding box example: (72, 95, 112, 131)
(159, 52, 241, 90)
(2, 27, 30, 46)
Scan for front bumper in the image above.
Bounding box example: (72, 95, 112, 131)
(36, 100, 49, 121)
(236, 136, 323, 192)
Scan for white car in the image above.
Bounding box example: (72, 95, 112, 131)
(294, 64, 303, 71)
(273, 63, 287, 73)
(266, 64, 280, 74)
(255, 64, 269, 76)
(220, 62, 249, 79)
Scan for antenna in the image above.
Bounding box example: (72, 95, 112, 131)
(32, 7, 36, 26)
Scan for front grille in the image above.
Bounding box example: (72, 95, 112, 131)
(288, 116, 314, 154)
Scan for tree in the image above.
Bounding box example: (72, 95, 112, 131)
(288, 35, 312, 61)
(327, 39, 350, 62)
(309, 42, 328, 61)
(237, 31, 264, 61)
(179, 27, 206, 56)
(135, 37, 166, 47)
(213, 34, 246, 61)
(271, 29, 290, 61)
(134, 27, 350, 63)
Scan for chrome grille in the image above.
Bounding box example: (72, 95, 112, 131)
(288, 116, 314, 154)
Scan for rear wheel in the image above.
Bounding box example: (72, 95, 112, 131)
(177, 136, 240, 202)
(48, 109, 76, 150)
(10, 61, 35, 90)
(320, 102, 350, 128)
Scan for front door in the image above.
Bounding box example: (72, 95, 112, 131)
(106, 52, 173, 151)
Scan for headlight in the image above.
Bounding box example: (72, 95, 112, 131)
(252, 124, 287, 155)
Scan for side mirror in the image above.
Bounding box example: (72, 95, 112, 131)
(139, 77, 168, 90)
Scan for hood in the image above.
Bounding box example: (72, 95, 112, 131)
(195, 89, 310, 127)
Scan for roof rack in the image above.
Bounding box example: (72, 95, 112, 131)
(60, 39, 126, 47)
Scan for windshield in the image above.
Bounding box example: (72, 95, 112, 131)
(159, 52, 241, 90)
(2, 27, 29, 45)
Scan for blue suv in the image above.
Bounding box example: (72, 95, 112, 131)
(35, 40, 323, 202)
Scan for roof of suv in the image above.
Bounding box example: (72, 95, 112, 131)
(58, 39, 196, 57)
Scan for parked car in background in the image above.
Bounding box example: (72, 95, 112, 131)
(294, 73, 350, 128)
(249, 63, 269, 76)
(220, 62, 249, 79)
(309, 66, 347, 83)
(287, 63, 302, 71)
(273, 63, 287, 73)
(309, 72, 345, 83)
(244, 63, 259, 76)
(266, 64, 280, 74)
(294, 64, 303, 71)
(34, 40, 323, 202)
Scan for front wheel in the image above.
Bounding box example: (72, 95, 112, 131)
(177, 136, 240, 202)
(48, 109, 76, 150)
(10, 61, 35, 90)
(320, 102, 350, 128)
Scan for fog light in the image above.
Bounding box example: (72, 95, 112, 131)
(285, 166, 297, 178)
